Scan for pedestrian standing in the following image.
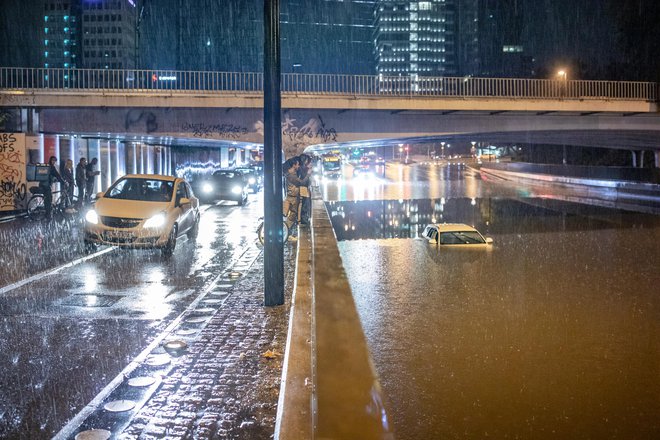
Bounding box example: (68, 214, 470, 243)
(39, 156, 66, 219)
(85, 157, 99, 203)
(75, 157, 87, 206)
(62, 159, 75, 207)
(297, 154, 313, 226)
(283, 157, 308, 235)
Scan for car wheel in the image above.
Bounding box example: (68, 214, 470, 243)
(187, 214, 199, 240)
(237, 194, 245, 206)
(162, 225, 177, 257)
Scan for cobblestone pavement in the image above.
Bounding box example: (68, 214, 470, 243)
(118, 249, 295, 440)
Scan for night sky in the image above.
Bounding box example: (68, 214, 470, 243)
(0, 0, 658, 81)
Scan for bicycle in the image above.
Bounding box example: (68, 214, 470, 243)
(256, 200, 299, 245)
(26, 187, 79, 225)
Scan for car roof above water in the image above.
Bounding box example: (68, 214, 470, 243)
(432, 223, 480, 233)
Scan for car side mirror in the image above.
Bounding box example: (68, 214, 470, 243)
(485, 237, 493, 244)
(178, 197, 190, 206)
(94, 191, 104, 200)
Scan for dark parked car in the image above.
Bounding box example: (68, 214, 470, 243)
(234, 166, 262, 193)
(196, 170, 248, 205)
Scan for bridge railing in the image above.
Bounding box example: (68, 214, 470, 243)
(0, 67, 657, 101)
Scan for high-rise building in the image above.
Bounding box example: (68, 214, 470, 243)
(42, 0, 82, 68)
(478, 0, 532, 77)
(80, 0, 138, 69)
(41, 0, 138, 70)
(374, 0, 480, 79)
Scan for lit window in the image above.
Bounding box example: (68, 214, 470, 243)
(44, 51, 48, 57)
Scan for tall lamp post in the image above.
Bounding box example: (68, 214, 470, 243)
(441, 141, 445, 159)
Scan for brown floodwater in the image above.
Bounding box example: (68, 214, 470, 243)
(329, 165, 660, 439)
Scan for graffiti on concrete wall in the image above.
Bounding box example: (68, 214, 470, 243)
(255, 113, 339, 158)
(181, 122, 248, 139)
(125, 110, 158, 133)
(0, 133, 27, 211)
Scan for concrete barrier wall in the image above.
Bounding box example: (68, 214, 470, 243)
(481, 161, 660, 183)
(276, 195, 393, 440)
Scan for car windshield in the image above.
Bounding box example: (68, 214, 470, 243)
(439, 231, 486, 244)
(323, 161, 341, 170)
(212, 171, 239, 179)
(106, 178, 174, 202)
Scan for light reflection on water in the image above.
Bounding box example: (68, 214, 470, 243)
(336, 198, 660, 440)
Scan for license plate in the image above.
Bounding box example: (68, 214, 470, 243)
(105, 230, 134, 240)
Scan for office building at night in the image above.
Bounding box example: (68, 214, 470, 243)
(41, 0, 138, 70)
(374, 0, 479, 79)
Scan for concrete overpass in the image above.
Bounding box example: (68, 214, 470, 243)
(1, 68, 659, 161)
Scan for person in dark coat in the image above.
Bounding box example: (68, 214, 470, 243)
(62, 159, 75, 207)
(75, 157, 87, 207)
(85, 157, 99, 203)
(39, 156, 66, 219)
(297, 154, 313, 225)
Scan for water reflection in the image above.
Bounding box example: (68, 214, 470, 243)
(327, 197, 660, 241)
(338, 195, 660, 439)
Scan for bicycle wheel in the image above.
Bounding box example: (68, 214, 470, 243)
(257, 221, 289, 245)
(27, 194, 46, 221)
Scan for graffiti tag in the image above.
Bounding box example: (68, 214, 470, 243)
(125, 110, 158, 133)
(0, 134, 26, 210)
(181, 122, 248, 139)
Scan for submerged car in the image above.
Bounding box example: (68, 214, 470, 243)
(197, 170, 248, 205)
(422, 223, 493, 247)
(83, 174, 200, 256)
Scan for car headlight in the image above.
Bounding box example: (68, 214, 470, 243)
(248, 178, 256, 184)
(202, 183, 213, 193)
(231, 185, 242, 195)
(144, 212, 166, 228)
(85, 209, 99, 224)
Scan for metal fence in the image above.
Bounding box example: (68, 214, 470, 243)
(0, 67, 657, 101)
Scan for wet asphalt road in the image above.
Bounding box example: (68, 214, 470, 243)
(325, 160, 660, 439)
(0, 195, 264, 439)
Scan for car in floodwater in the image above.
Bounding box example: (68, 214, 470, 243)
(83, 174, 200, 257)
(422, 223, 493, 247)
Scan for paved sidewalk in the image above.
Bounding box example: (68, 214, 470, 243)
(46, 242, 297, 439)
(117, 250, 294, 439)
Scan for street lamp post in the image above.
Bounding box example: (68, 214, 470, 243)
(441, 141, 445, 159)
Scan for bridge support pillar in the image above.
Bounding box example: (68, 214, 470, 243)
(631, 150, 638, 168)
(640, 150, 645, 168)
(21, 108, 39, 135)
(655, 151, 660, 168)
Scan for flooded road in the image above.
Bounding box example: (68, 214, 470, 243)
(0, 197, 263, 439)
(327, 162, 660, 439)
